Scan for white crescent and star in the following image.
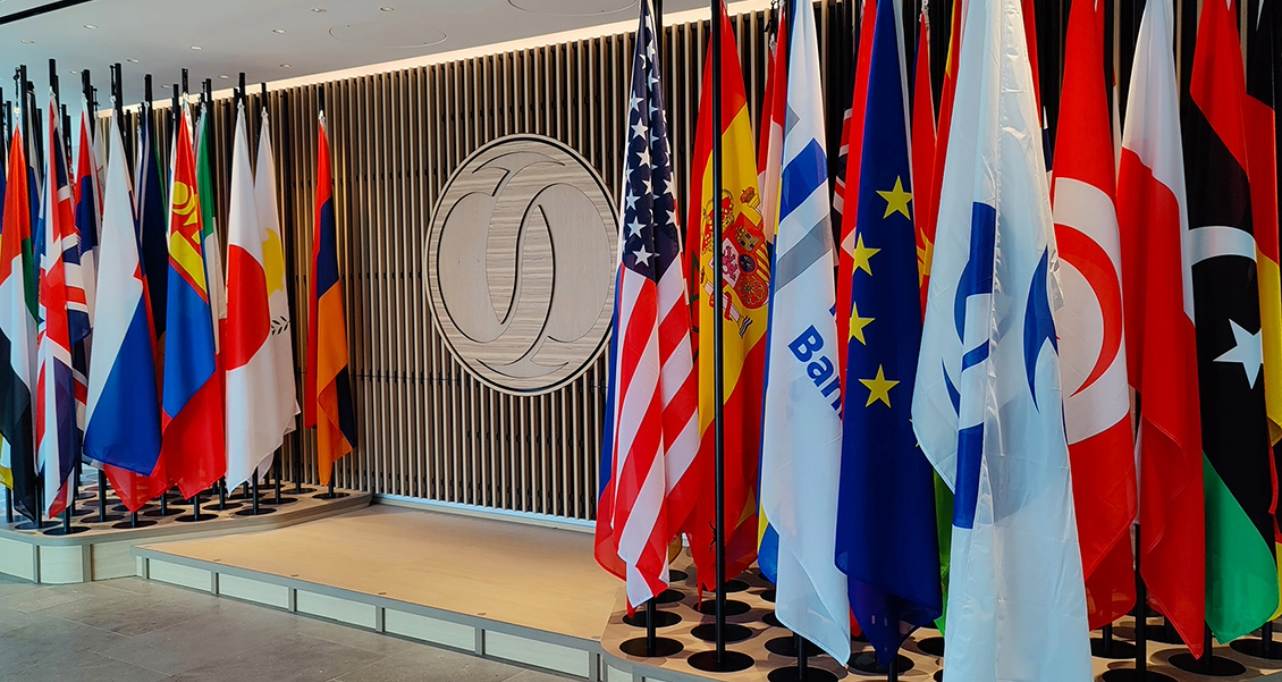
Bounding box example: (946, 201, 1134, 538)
(1190, 224, 1264, 388)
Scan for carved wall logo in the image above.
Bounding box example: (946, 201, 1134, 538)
(425, 135, 618, 395)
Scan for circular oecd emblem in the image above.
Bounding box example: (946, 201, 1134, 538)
(425, 135, 618, 395)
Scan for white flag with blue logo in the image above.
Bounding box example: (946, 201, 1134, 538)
(758, 0, 850, 664)
(910, 0, 1092, 679)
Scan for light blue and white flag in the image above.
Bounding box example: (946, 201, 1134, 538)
(758, 0, 850, 664)
(910, 0, 1092, 679)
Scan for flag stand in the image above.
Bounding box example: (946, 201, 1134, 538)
(1230, 621, 1282, 660)
(1100, 524, 1173, 681)
(619, 598, 684, 658)
(1167, 627, 1245, 677)
(685, 2, 752, 674)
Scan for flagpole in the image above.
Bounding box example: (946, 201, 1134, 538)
(264, 79, 286, 508)
(710, 0, 728, 665)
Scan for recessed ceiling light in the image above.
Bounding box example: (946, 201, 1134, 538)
(82, 23, 96, 29)
(191, 45, 202, 50)
(20, 39, 33, 44)
(379, 6, 395, 11)
(310, 7, 326, 12)
(280, 63, 292, 68)
(219, 74, 230, 79)
(273, 28, 287, 34)
(126, 57, 139, 63)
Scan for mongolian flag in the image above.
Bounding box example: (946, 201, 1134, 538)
(1116, 0, 1206, 655)
(835, 0, 942, 665)
(84, 114, 161, 480)
(159, 101, 225, 499)
(1051, 0, 1137, 629)
(305, 106, 356, 485)
(38, 100, 90, 518)
(0, 120, 39, 521)
(1246, 0, 1282, 616)
(676, 0, 769, 590)
(755, 0, 787, 586)
(1185, 0, 1280, 641)
(594, 0, 696, 606)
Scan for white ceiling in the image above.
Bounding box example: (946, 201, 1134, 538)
(0, 0, 709, 117)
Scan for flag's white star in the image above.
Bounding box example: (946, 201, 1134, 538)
(1215, 319, 1263, 388)
(629, 94, 643, 112)
(636, 145, 651, 167)
(627, 219, 644, 238)
(624, 191, 638, 211)
(632, 121, 648, 139)
(666, 209, 678, 226)
(633, 245, 655, 265)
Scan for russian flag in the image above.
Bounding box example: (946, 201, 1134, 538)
(84, 115, 162, 477)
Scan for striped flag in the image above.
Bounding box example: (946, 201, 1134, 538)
(912, 0, 1091, 676)
(594, 0, 695, 607)
(677, 0, 769, 592)
(305, 106, 356, 485)
(1115, 0, 1206, 655)
(1185, 0, 1279, 641)
(1051, 0, 1137, 629)
(759, 0, 850, 662)
(38, 99, 89, 518)
(84, 114, 161, 478)
(0, 117, 38, 521)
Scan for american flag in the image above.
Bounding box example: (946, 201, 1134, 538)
(593, 0, 698, 609)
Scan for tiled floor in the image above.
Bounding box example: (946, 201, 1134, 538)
(0, 574, 570, 682)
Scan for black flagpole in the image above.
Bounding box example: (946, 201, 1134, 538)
(0, 88, 7, 527)
(651, 0, 663, 657)
(710, 0, 727, 665)
(262, 80, 286, 507)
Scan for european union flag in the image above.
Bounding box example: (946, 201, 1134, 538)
(834, 0, 941, 666)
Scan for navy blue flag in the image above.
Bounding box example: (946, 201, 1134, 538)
(835, 0, 942, 666)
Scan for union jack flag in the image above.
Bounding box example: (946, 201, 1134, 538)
(37, 97, 89, 518)
(594, 0, 698, 608)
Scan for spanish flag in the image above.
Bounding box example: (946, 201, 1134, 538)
(305, 105, 356, 486)
(674, 0, 768, 591)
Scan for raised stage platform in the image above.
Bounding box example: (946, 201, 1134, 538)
(0, 482, 369, 584)
(127, 502, 1282, 682)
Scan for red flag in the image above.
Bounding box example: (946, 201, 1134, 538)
(910, 7, 936, 310)
(1116, 0, 1205, 656)
(1051, 0, 1137, 629)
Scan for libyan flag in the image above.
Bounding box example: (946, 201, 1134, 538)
(1185, 0, 1280, 641)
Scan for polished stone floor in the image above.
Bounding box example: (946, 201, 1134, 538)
(0, 574, 569, 682)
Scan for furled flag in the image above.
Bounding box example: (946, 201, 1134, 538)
(594, 0, 696, 606)
(73, 103, 100, 412)
(1115, 0, 1206, 656)
(911, 0, 1092, 677)
(0, 116, 39, 522)
(226, 101, 292, 490)
(677, 0, 769, 592)
(255, 105, 299, 450)
(834, 0, 877, 375)
(910, 3, 936, 308)
(759, 0, 850, 663)
(1185, 0, 1279, 642)
(1246, 0, 1282, 617)
(754, 0, 788, 586)
(835, 0, 942, 666)
(195, 102, 226, 357)
(305, 102, 356, 485)
(160, 100, 225, 499)
(38, 99, 90, 518)
(134, 106, 168, 342)
(84, 113, 161, 478)
(1051, 0, 1137, 629)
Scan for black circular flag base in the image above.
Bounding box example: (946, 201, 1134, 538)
(916, 636, 945, 657)
(619, 636, 684, 658)
(668, 569, 688, 583)
(687, 649, 755, 673)
(112, 503, 151, 513)
(691, 623, 754, 644)
(1091, 636, 1138, 660)
(287, 485, 318, 495)
(260, 496, 299, 506)
(1099, 668, 1177, 682)
(173, 514, 216, 523)
(763, 612, 783, 628)
(1143, 623, 1184, 645)
(1168, 652, 1247, 677)
(849, 652, 914, 675)
(759, 588, 777, 603)
(1230, 637, 1282, 660)
(112, 518, 157, 529)
(724, 579, 750, 593)
(313, 491, 350, 500)
(655, 588, 685, 605)
(767, 666, 839, 682)
(71, 505, 100, 517)
(764, 636, 820, 658)
(933, 670, 944, 682)
(15, 519, 59, 531)
(142, 507, 185, 518)
(86, 513, 126, 525)
(234, 507, 278, 517)
(696, 598, 751, 617)
(43, 524, 91, 536)
(623, 609, 682, 629)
